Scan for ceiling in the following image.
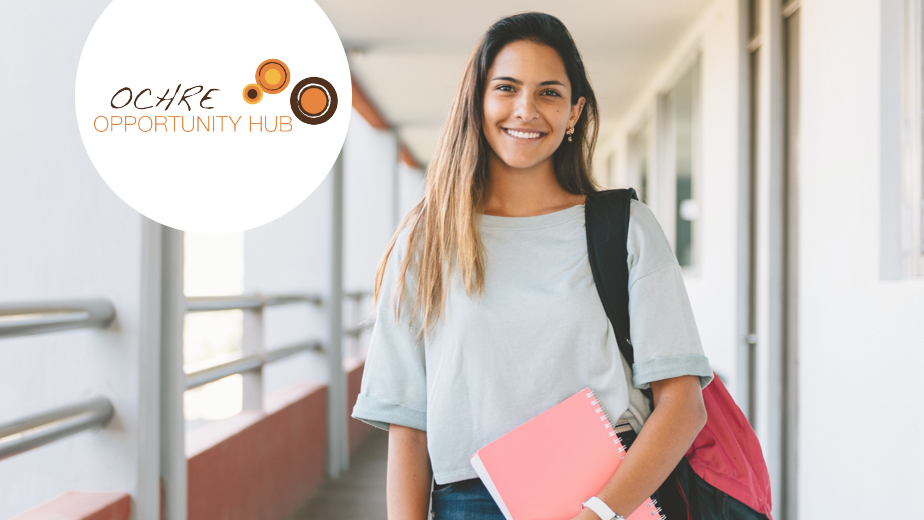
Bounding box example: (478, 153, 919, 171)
(316, 0, 713, 166)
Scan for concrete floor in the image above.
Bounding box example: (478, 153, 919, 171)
(288, 428, 389, 520)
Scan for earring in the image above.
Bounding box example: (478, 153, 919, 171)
(567, 127, 574, 142)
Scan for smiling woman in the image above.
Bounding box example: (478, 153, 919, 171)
(350, 12, 712, 520)
(481, 40, 587, 217)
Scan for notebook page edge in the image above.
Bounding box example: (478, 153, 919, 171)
(471, 452, 514, 520)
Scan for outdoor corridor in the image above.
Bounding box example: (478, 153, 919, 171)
(3, 1, 923, 520)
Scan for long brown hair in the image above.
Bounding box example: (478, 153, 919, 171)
(374, 12, 600, 334)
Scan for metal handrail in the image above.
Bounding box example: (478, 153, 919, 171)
(0, 299, 115, 339)
(185, 340, 323, 389)
(264, 294, 323, 307)
(0, 397, 114, 461)
(186, 293, 321, 313)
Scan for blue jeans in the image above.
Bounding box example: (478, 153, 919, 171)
(429, 422, 665, 520)
(430, 477, 506, 520)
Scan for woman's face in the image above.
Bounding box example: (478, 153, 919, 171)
(482, 40, 585, 172)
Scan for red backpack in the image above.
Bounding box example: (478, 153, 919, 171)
(585, 189, 773, 520)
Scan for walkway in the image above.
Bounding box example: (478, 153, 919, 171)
(289, 428, 388, 520)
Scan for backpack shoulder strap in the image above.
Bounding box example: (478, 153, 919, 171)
(584, 188, 638, 366)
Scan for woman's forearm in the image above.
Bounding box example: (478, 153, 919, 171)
(387, 424, 433, 520)
(583, 375, 707, 519)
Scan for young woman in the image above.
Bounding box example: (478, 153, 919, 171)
(351, 12, 713, 520)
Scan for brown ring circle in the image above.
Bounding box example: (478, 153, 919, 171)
(289, 77, 338, 125)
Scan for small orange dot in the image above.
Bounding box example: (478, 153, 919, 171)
(300, 87, 328, 115)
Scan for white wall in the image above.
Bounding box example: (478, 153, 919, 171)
(244, 175, 334, 394)
(0, 1, 161, 518)
(343, 109, 399, 294)
(342, 110, 427, 357)
(606, 0, 743, 395)
(398, 160, 426, 221)
(798, 0, 924, 515)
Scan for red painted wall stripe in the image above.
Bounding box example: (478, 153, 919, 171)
(187, 382, 328, 520)
(16, 362, 371, 520)
(351, 78, 389, 130)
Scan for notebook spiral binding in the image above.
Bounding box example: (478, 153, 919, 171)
(585, 390, 667, 520)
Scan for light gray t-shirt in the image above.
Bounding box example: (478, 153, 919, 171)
(351, 200, 713, 485)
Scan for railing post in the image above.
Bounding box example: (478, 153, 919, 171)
(160, 226, 187, 520)
(138, 218, 163, 520)
(328, 150, 349, 478)
(241, 306, 265, 410)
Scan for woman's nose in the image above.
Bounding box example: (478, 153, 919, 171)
(513, 92, 539, 121)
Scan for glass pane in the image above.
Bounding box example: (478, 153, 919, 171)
(673, 67, 696, 267)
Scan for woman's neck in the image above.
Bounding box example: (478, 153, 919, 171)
(482, 152, 586, 217)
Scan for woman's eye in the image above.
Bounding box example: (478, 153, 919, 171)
(542, 89, 561, 97)
(496, 84, 514, 92)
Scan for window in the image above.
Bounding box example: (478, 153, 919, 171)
(662, 62, 701, 268)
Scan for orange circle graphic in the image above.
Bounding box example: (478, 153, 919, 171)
(300, 86, 328, 115)
(243, 83, 263, 104)
(289, 77, 338, 125)
(255, 59, 290, 94)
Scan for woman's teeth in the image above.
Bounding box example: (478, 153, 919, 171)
(505, 129, 542, 139)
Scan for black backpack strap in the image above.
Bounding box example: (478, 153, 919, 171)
(584, 188, 638, 367)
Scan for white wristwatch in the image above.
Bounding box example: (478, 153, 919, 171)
(581, 496, 625, 520)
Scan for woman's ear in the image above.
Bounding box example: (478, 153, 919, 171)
(569, 96, 586, 129)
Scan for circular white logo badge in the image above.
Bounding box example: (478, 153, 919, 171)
(76, 0, 351, 233)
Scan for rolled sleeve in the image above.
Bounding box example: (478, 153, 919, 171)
(633, 355, 713, 389)
(626, 201, 714, 391)
(350, 229, 429, 432)
(352, 394, 427, 431)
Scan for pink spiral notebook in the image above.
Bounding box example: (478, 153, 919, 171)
(470, 387, 664, 520)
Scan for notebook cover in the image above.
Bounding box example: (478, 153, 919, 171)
(470, 387, 661, 520)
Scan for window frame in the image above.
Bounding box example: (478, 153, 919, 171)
(902, 0, 924, 276)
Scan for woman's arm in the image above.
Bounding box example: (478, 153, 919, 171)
(571, 375, 707, 520)
(387, 424, 433, 520)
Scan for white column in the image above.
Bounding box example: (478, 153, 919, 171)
(327, 151, 348, 477)
(160, 226, 187, 520)
(136, 218, 164, 520)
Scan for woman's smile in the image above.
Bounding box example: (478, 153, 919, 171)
(502, 127, 547, 140)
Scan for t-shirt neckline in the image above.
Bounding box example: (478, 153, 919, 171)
(478, 204, 584, 230)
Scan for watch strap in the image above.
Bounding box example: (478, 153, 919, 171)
(581, 496, 623, 520)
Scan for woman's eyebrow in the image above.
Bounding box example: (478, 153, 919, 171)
(491, 76, 567, 87)
(492, 76, 522, 84)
